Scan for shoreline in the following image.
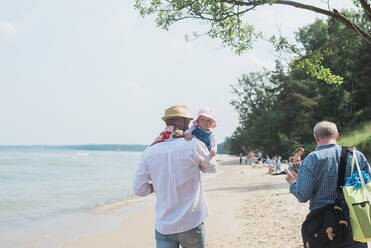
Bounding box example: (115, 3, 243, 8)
(0, 149, 144, 248)
(9, 155, 226, 248)
(2, 195, 156, 248)
(62, 156, 309, 248)
(21, 155, 370, 248)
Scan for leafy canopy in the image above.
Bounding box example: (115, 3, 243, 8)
(135, 0, 263, 54)
(135, 0, 371, 84)
(226, 16, 370, 157)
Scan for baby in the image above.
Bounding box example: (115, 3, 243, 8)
(185, 107, 217, 156)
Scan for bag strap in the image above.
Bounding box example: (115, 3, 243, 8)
(337, 146, 349, 189)
(351, 149, 371, 201)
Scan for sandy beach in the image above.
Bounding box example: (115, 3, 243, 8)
(61, 156, 369, 248)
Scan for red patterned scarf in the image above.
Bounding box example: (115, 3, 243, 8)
(151, 126, 175, 146)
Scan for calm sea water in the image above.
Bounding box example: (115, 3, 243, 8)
(0, 148, 146, 248)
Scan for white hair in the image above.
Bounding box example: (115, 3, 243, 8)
(313, 121, 339, 138)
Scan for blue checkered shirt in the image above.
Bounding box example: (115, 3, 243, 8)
(290, 144, 371, 211)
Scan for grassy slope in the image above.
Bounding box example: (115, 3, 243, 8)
(338, 121, 371, 160)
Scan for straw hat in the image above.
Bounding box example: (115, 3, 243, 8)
(193, 107, 216, 128)
(162, 105, 194, 121)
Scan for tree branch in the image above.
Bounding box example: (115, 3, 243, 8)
(155, 0, 371, 44)
(220, 0, 371, 44)
(359, 0, 371, 22)
(174, 8, 251, 22)
(221, 0, 334, 17)
(295, 34, 357, 63)
(333, 9, 371, 44)
(275, 0, 334, 17)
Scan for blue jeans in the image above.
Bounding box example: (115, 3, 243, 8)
(155, 223, 206, 248)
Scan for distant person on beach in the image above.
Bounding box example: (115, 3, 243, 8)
(275, 156, 281, 172)
(255, 152, 262, 167)
(133, 105, 217, 248)
(247, 152, 255, 166)
(265, 156, 275, 174)
(287, 147, 304, 178)
(264, 155, 271, 166)
(285, 121, 371, 248)
(185, 107, 217, 157)
(239, 153, 243, 165)
(294, 147, 304, 162)
(268, 156, 278, 174)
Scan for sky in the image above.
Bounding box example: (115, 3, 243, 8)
(0, 0, 354, 145)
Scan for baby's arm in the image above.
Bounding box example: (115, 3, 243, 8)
(184, 125, 197, 141)
(210, 133, 217, 156)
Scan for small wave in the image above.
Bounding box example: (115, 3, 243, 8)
(75, 152, 89, 156)
(92, 196, 154, 214)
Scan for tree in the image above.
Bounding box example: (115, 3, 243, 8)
(229, 62, 318, 157)
(135, 1, 370, 84)
(135, 0, 370, 52)
(294, 16, 371, 116)
(227, 15, 370, 157)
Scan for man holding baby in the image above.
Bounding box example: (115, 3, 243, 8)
(133, 105, 217, 248)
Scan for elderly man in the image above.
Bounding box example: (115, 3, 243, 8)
(133, 105, 217, 248)
(286, 121, 371, 248)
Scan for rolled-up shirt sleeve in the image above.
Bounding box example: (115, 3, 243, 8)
(133, 155, 152, 196)
(210, 133, 217, 152)
(290, 155, 316, 202)
(196, 141, 217, 173)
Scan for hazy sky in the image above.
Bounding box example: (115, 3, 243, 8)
(0, 0, 353, 145)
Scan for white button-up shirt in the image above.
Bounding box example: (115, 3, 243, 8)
(133, 138, 217, 234)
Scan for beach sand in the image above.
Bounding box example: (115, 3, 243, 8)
(62, 156, 369, 248)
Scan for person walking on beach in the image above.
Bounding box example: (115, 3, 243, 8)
(285, 121, 371, 248)
(133, 105, 217, 248)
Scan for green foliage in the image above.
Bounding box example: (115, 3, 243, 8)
(135, 1, 371, 157)
(295, 15, 371, 113)
(269, 35, 301, 54)
(338, 121, 371, 148)
(134, 0, 262, 54)
(338, 121, 371, 160)
(269, 21, 344, 85)
(135, 1, 369, 83)
(229, 15, 370, 158)
(351, 107, 371, 124)
(293, 53, 344, 85)
(217, 137, 231, 154)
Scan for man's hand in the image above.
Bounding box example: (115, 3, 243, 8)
(185, 132, 193, 141)
(210, 149, 216, 157)
(285, 169, 297, 185)
(173, 130, 184, 137)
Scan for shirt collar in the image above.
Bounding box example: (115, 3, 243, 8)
(315, 143, 337, 151)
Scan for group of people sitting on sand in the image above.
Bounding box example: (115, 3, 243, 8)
(239, 147, 305, 176)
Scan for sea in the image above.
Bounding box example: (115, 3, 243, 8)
(0, 147, 153, 248)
